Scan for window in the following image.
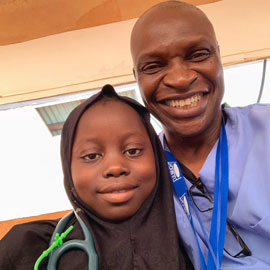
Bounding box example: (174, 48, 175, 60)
(35, 86, 140, 136)
(223, 59, 269, 106)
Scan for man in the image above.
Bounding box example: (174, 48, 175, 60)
(130, 1, 270, 269)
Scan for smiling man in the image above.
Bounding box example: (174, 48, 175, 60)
(131, 1, 270, 269)
(131, 1, 224, 177)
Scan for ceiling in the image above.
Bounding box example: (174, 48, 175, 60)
(0, 0, 219, 46)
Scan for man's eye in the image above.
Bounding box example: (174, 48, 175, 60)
(125, 148, 142, 157)
(190, 50, 211, 62)
(141, 63, 163, 74)
(83, 153, 102, 161)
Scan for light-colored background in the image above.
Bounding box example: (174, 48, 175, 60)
(0, 0, 269, 236)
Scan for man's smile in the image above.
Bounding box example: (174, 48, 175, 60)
(155, 91, 210, 119)
(164, 93, 202, 108)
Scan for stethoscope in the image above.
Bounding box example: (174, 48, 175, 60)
(34, 211, 98, 270)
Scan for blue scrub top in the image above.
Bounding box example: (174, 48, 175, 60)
(160, 104, 270, 270)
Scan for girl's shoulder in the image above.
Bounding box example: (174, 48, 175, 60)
(0, 219, 58, 270)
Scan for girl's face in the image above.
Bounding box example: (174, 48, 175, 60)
(71, 99, 156, 221)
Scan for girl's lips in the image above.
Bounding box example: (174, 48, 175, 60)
(99, 183, 138, 194)
(98, 183, 138, 204)
(100, 189, 137, 204)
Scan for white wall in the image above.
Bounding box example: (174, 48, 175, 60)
(0, 107, 71, 221)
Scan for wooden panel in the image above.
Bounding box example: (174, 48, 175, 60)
(117, 0, 220, 20)
(0, 0, 220, 45)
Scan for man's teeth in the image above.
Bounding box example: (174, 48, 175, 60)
(165, 95, 201, 108)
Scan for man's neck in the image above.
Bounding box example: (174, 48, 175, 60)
(164, 122, 221, 178)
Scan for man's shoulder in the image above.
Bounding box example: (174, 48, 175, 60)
(225, 103, 270, 124)
(225, 103, 270, 115)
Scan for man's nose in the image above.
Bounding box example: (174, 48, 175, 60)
(102, 155, 130, 178)
(163, 60, 198, 90)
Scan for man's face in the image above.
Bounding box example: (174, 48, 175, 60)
(131, 7, 224, 139)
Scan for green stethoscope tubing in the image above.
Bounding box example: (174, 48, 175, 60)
(34, 211, 98, 270)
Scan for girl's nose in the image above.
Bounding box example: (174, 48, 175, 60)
(102, 156, 130, 178)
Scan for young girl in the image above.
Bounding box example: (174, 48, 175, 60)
(0, 84, 192, 269)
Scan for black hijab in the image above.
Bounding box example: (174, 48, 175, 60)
(60, 84, 192, 269)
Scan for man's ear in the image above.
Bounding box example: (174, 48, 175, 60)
(132, 67, 137, 80)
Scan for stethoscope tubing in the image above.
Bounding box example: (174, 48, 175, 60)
(47, 211, 98, 270)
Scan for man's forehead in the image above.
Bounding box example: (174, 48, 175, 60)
(131, 5, 215, 55)
(137, 3, 203, 26)
(131, 5, 209, 46)
(139, 1, 200, 20)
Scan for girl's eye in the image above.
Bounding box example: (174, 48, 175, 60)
(83, 153, 102, 161)
(125, 148, 142, 157)
(189, 50, 211, 62)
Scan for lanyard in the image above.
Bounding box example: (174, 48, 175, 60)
(164, 120, 228, 270)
